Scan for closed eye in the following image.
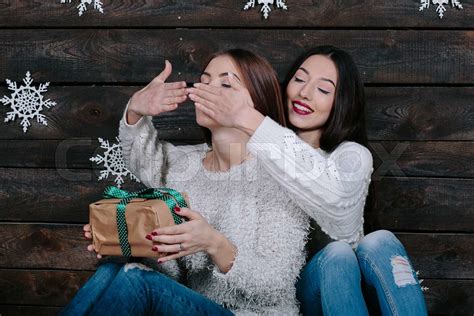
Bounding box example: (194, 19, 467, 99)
(318, 88, 330, 95)
(221, 83, 231, 88)
(294, 77, 304, 83)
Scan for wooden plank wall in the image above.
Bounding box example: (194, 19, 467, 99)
(0, 1, 473, 314)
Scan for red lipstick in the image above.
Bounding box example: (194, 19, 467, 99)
(292, 100, 314, 116)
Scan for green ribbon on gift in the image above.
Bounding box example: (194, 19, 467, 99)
(102, 186, 188, 257)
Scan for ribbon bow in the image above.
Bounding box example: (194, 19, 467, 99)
(102, 185, 188, 257)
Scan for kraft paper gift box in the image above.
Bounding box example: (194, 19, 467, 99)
(89, 186, 189, 258)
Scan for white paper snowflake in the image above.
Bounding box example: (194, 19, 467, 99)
(1, 71, 56, 133)
(90, 137, 140, 188)
(61, 0, 104, 17)
(419, 0, 463, 18)
(417, 271, 430, 292)
(243, 0, 288, 19)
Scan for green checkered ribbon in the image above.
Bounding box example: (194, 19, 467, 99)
(102, 185, 188, 257)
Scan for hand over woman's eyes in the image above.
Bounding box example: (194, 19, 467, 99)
(187, 73, 254, 129)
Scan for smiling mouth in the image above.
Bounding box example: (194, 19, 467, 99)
(292, 101, 314, 115)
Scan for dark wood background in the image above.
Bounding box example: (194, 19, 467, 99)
(0, 1, 473, 314)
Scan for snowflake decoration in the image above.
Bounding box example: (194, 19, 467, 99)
(1, 71, 56, 133)
(416, 271, 430, 292)
(243, 0, 288, 19)
(61, 0, 104, 17)
(90, 137, 140, 188)
(419, 0, 463, 18)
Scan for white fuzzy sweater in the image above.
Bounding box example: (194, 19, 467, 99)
(119, 104, 310, 315)
(248, 117, 374, 246)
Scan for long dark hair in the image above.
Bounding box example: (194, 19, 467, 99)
(200, 49, 286, 144)
(285, 46, 375, 232)
(283, 45, 368, 153)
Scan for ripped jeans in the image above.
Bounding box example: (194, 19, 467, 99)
(296, 230, 428, 316)
(59, 261, 232, 316)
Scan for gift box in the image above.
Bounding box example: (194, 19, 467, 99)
(89, 186, 189, 258)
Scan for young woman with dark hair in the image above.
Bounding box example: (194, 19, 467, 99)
(189, 45, 428, 315)
(61, 49, 311, 315)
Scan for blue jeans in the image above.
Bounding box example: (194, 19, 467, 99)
(60, 262, 233, 316)
(296, 230, 428, 316)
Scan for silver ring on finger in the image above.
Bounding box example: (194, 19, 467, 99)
(179, 243, 184, 251)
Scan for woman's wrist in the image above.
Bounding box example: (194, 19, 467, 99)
(207, 230, 226, 256)
(207, 231, 236, 274)
(126, 108, 143, 125)
(236, 107, 265, 136)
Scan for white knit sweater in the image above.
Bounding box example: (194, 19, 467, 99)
(248, 117, 374, 246)
(119, 104, 310, 315)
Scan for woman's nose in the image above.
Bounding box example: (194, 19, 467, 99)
(299, 84, 312, 101)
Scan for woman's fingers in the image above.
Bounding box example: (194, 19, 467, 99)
(192, 83, 221, 96)
(164, 81, 186, 90)
(163, 95, 187, 105)
(153, 243, 185, 253)
(151, 60, 172, 84)
(174, 207, 201, 221)
(151, 233, 188, 244)
(188, 93, 218, 110)
(152, 222, 188, 236)
(188, 87, 220, 104)
(87, 243, 102, 258)
(161, 104, 178, 112)
(158, 250, 192, 263)
(84, 224, 92, 239)
(195, 102, 216, 118)
(164, 87, 187, 98)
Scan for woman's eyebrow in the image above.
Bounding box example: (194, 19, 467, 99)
(298, 67, 310, 75)
(299, 67, 336, 88)
(201, 71, 241, 82)
(320, 78, 336, 88)
(218, 72, 241, 82)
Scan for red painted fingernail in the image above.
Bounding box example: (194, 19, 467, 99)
(145, 234, 152, 240)
(157, 260, 162, 264)
(173, 206, 180, 212)
(151, 231, 158, 236)
(152, 246, 158, 252)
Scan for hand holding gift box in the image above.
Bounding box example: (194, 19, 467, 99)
(88, 186, 189, 258)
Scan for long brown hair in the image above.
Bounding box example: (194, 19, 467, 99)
(200, 49, 286, 144)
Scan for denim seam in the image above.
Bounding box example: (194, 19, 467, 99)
(143, 272, 228, 315)
(147, 276, 206, 314)
(316, 255, 331, 314)
(120, 269, 148, 315)
(148, 288, 203, 314)
(358, 254, 399, 316)
(317, 252, 360, 314)
(124, 270, 204, 314)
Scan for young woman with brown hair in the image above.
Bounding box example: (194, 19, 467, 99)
(61, 49, 310, 316)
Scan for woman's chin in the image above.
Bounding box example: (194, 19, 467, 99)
(288, 113, 311, 129)
(288, 115, 321, 131)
